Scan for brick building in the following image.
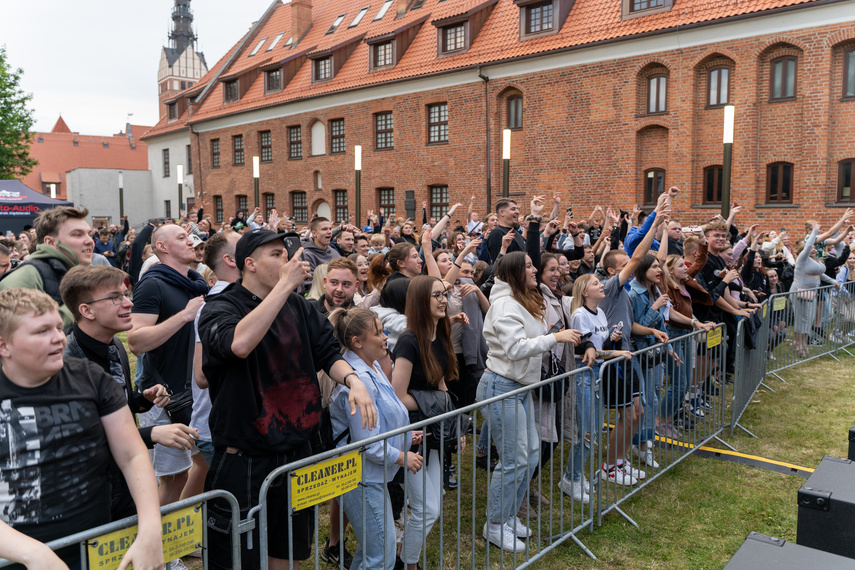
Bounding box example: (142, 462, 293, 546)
(147, 0, 855, 232)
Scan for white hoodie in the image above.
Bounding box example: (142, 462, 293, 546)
(483, 278, 557, 385)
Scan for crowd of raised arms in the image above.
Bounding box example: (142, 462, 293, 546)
(0, 190, 853, 570)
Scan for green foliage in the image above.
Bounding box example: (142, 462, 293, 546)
(0, 45, 37, 180)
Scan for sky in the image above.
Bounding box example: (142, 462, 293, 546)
(1, 0, 275, 135)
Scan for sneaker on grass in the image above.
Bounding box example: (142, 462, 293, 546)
(506, 515, 533, 538)
(558, 474, 590, 504)
(600, 463, 638, 486)
(483, 522, 526, 552)
(631, 443, 660, 469)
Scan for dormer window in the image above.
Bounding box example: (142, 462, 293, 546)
(249, 38, 267, 56)
(224, 80, 239, 103)
(167, 103, 178, 121)
(525, 1, 553, 33)
(374, 41, 393, 68)
(265, 69, 282, 93)
(314, 57, 332, 82)
(442, 24, 466, 53)
(327, 14, 346, 34)
(374, 0, 393, 20)
(621, 0, 673, 19)
(516, 0, 569, 39)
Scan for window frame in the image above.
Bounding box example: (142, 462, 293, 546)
(507, 94, 523, 130)
(843, 48, 855, 101)
(643, 168, 666, 205)
(211, 139, 221, 169)
(259, 131, 273, 163)
(164, 200, 172, 219)
(427, 103, 449, 145)
(441, 24, 466, 54)
(702, 165, 723, 205)
(837, 159, 854, 203)
(263, 192, 276, 218)
(647, 74, 668, 114)
(292, 191, 308, 223)
(769, 56, 798, 102)
(378, 187, 396, 218)
(265, 68, 283, 93)
(314, 57, 333, 82)
(232, 135, 245, 166)
(707, 66, 731, 108)
(525, 0, 554, 35)
(186, 144, 192, 173)
(375, 112, 394, 150)
(224, 80, 239, 103)
(288, 126, 303, 159)
(330, 119, 346, 154)
(214, 196, 224, 224)
(334, 189, 349, 223)
(766, 162, 794, 204)
(236, 195, 248, 215)
(374, 41, 394, 68)
(162, 148, 170, 178)
(167, 103, 178, 121)
(429, 185, 449, 220)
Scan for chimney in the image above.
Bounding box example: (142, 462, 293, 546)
(396, 0, 409, 19)
(291, 0, 313, 46)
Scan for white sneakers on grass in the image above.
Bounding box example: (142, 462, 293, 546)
(483, 519, 530, 552)
(558, 474, 590, 504)
(631, 442, 660, 469)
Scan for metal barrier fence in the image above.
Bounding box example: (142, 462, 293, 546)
(834, 280, 855, 354)
(593, 326, 730, 526)
(250, 366, 602, 569)
(730, 301, 772, 437)
(0, 490, 242, 569)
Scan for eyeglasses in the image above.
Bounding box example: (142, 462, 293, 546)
(84, 291, 132, 305)
(430, 291, 450, 301)
(711, 233, 729, 239)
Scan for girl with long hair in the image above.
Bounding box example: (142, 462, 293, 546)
(348, 253, 371, 299)
(329, 308, 423, 570)
(391, 275, 466, 570)
(478, 251, 581, 552)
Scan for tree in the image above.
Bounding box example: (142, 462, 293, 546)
(0, 46, 37, 180)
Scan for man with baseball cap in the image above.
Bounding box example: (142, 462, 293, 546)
(198, 228, 377, 570)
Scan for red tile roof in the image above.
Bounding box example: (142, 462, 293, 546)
(51, 116, 72, 134)
(185, 0, 825, 123)
(22, 127, 150, 200)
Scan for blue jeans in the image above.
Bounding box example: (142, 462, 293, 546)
(477, 371, 539, 524)
(634, 362, 661, 445)
(341, 482, 396, 570)
(401, 449, 441, 564)
(659, 329, 690, 419)
(565, 364, 600, 482)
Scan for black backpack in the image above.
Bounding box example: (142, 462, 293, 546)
(0, 258, 66, 304)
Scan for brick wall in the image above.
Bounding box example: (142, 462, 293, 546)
(193, 21, 855, 235)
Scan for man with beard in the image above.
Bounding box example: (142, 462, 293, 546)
(311, 257, 359, 315)
(485, 199, 524, 262)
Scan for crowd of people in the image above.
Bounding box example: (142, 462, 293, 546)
(0, 192, 854, 570)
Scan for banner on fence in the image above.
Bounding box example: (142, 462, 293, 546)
(773, 297, 787, 312)
(707, 327, 722, 348)
(87, 504, 203, 569)
(290, 450, 361, 511)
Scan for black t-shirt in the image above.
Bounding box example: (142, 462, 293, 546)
(199, 282, 344, 455)
(131, 274, 199, 392)
(0, 357, 125, 543)
(393, 331, 448, 392)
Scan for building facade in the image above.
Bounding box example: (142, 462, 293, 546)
(156, 0, 855, 231)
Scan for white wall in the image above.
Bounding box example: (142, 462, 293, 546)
(66, 168, 154, 225)
(145, 130, 196, 218)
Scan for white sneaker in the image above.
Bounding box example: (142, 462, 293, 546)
(506, 515, 532, 538)
(600, 463, 638, 486)
(483, 522, 526, 552)
(632, 443, 660, 469)
(167, 560, 189, 570)
(558, 474, 590, 504)
(617, 461, 646, 480)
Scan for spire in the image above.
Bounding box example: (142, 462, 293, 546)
(169, 0, 196, 55)
(51, 115, 71, 134)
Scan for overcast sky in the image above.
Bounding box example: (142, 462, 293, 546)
(1, 0, 274, 135)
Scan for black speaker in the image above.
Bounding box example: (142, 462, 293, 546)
(725, 532, 855, 569)
(848, 426, 855, 461)
(797, 456, 855, 559)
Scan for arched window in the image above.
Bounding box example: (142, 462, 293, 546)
(311, 121, 325, 156)
(507, 94, 523, 130)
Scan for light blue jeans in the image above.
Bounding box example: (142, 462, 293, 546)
(340, 481, 396, 570)
(401, 448, 441, 564)
(634, 362, 662, 445)
(659, 329, 690, 419)
(565, 364, 600, 482)
(477, 371, 539, 524)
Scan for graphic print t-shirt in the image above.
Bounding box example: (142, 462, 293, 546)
(0, 357, 125, 543)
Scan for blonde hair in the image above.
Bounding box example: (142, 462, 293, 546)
(570, 274, 598, 315)
(0, 289, 59, 340)
(307, 263, 329, 300)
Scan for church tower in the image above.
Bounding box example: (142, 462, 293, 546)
(157, 0, 208, 120)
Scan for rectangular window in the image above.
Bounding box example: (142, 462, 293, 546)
(186, 144, 192, 174)
(766, 162, 793, 203)
(375, 112, 394, 149)
(263, 193, 276, 218)
(249, 38, 267, 56)
(334, 189, 348, 222)
(507, 95, 523, 130)
(838, 159, 853, 203)
(167, 103, 177, 120)
(631, 0, 663, 10)
(259, 131, 273, 162)
(644, 169, 665, 204)
(165, 200, 172, 218)
(224, 80, 239, 102)
(236, 195, 248, 213)
(708, 67, 730, 107)
(292, 191, 308, 223)
(442, 25, 465, 53)
(214, 196, 224, 224)
(427, 103, 448, 144)
(374, 0, 393, 20)
(350, 6, 370, 27)
(374, 41, 393, 67)
(233, 135, 245, 166)
(162, 149, 170, 178)
(211, 139, 221, 168)
(268, 32, 285, 51)
(378, 187, 395, 218)
(315, 57, 332, 81)
(330, 119, 345, 154)
(327, 14, 346, 34)
(429, 185, 449, 220)
(526, 1, 554, 34)
(647, 75, 667, 113)
(770, 57, 797, 101)
(703, 165, 723, 204)
(266, 69, 282, 92)
(844, 49, 855, 99)
(289, 126, 302, 159)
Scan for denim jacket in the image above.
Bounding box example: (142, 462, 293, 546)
(330, 350, 411, 483)
(628, 279, 668, 350)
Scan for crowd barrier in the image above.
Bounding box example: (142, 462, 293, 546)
(729, 300, 772, 438)
(0, 490, 242, 569)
